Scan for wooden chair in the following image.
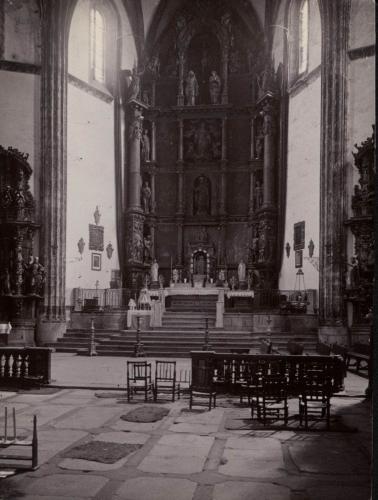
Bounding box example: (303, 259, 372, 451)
(255, 375, 289, 425)
(299, 371, 332, 429)
(154, 360, 180, 402)
(126, 361, 153, 402)
(189, 366, 216, 411)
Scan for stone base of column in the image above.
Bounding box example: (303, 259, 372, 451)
(7, 319, 36, 346)
(36, 319, 66, 346)
(318, 325, 348, 346)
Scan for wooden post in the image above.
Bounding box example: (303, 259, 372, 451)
(32, 415, 38, 469)
(88, 317, 98, 356)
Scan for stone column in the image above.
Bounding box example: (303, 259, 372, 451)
(124, 100, 147, 290)
(37, 0, 76, 345)
(219, 118, 227, 216)
(150, 166, 156, 214)
(176, 119, 185, 266)
(262, 102, 276, 209)
(127, 104, 144, 210)
(177, 53, 185, 106)
(250, 118, 255, 160)
(151, 121, 157, 162)
(221, 49, 229, 105)
(248, 169, 255, 217)
(151, 79, 156, 107)
(318, 0, 351, 340)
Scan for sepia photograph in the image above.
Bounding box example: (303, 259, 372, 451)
(0, 0, 374, 499)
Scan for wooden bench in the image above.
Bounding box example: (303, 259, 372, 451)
(346, 343, 370, 374)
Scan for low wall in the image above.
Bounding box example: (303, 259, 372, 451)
(224, 313, 318, 334)
(70, 311, 127, 330)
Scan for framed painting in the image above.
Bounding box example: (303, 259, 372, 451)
(91, 252, 101, 271)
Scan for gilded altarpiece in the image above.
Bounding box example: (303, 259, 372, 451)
(122, 0, 283, 290)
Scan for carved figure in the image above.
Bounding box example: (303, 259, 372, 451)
(185, 70, 199, 106)
(94, 206, 101, 225)
(254, 181, 263, 210)
(238, 259, 246, 282)
(143, 234, 152, 262)
(196, 226, 209, 243)
(193, 175, 210, 215)
(0, 268, 11, 295)
(141, 130, 151, 162)
(106, 242, 114, 259)
(172, 268, 179, 283)
(151, 259, 159, 282)
(142, 90, 150, 105)
(128, 65, 142, 100)
(218, 269, 226, 282)
(148, 54, 160, 77)
(141, 181, 152, 214)
(229, 275, 236, 290)
(209, 71, 221, 104)
(2, 185, 12, 207)
(255, 133, 264, 159)
(195, 122, 211, 159)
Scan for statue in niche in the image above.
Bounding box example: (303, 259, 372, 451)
(254, 181, 263, 210)
(218, 269, 226, 283)
(193, 175, 211, 216)
(147, 54, 160, 78)
(238, 259, 246, 283)
(141, 181, 152, 214)
(143, 234, 152, 262)
(209, 71, 221, 104)
(221, 11, 234, 48)
(128, 65, 142, 101)
(229, 50, 241, 74)
(194, 253, 206, 274)
(0, 268, 11, 295)
(141, 130, 151, 162)
(150, 259, 159, 282)
(142, 90, 150, 106)
(195, 122, 211, 159)
(185, 70, 199, 106)
(172, 268, 179, 283)
(2, 185, 12, 207)
(196, 226, 209, 243)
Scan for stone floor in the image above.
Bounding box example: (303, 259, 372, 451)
(0, 355, 372, 500)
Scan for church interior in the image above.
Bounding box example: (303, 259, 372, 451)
(0, 0, 375, 496)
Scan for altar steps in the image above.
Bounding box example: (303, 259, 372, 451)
(49, 328, 318, 357)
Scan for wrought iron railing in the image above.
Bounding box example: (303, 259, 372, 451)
(72, 288, 133, 311)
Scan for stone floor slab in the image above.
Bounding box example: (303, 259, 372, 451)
(213, 481, 291, 500)
(306, 485, 371, 500)
(111, 419, 161, 432)
(138, 454, 207, 474)
(113, 477, 197, 500)
(158, 433, 214, 450)
(53, 406, 122, 430)
(289, 440, 369, 474)
(58, 455, 131, 471)
(24, 473, 108, 497)
(96, 431, 150, 444)
(169, 423, 219, 435)
(219, 437, 285, 478)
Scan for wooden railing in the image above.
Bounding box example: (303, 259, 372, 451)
(0, 347, 52, 386)
(191, 351, 345, 395)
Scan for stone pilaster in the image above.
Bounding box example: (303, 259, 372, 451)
(318, 0, 350, 337)
(37, 0, 76, 344)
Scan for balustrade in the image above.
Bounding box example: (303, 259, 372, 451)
(0, 347, 52, 385)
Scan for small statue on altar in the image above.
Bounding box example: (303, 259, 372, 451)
(172, 268, 179, 284)
(209, 70, 221, 104)
(151, 259, 159, 282)
(238, 259, 246, 283)
(141, 130, 151, 162)
(185, 70, 199, 106)
(247, 272, 252, 291)
(229, 275, 237, 291)
(141, 181, 152, 213)
(158, 274, 164, 289)
(218, 269, 226, 283)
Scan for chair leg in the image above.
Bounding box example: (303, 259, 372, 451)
(213, 393, 216, 408)
(177, 384, 181, 400)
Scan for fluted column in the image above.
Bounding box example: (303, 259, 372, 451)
(221, 49, 229, 105)
(176, 119, 184, 266)
(127, 106, 144, 210)
(177, 53, 185, 106)
(151, 121, 156, 162)
(262, 102, 276, 209)
(219, 118, 227, 216)
(38, 0, 76, 343)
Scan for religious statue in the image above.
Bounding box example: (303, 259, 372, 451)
(172, 268, 179, 284)
(185, 70, 199, 106)
(194, 122, 211, 159)
(2, 185, 12, 207)
(209, 70, 221, 104)
(151, 259, 159, 282)
(143, 235, 152, 262)
(141, 129, 151, 162)
(218, 269, 226, 283)
(196, 226, 208, 243)
(142, 90, 150, 106)
(94, 205, 101, 225)
(255, 133, 264, 159)
(229, 275, 236, 290)
(193, 175, 210, 216)
(141, 181, 152, 214)
(128, 65, 142, 101)
(238, 259, 246, 283)
(0, 267, 11, 295)
(254, 181, 263, 210)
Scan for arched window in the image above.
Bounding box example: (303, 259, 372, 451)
(90, 7, 105, 83)
(298, 0, 309, 74)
